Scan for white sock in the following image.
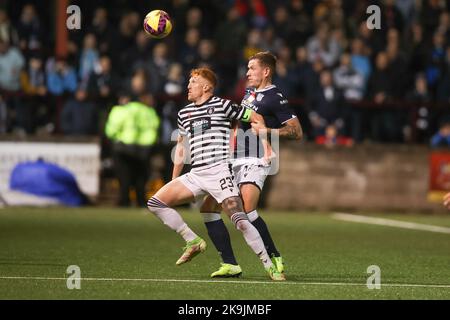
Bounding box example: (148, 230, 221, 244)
(148, 197, 197, 242)
(201, 212, 222, 223)
(247, 210, 259, 222)
(231, 212, 273, 269)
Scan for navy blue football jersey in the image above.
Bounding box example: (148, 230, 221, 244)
(235, 85, 297, 158)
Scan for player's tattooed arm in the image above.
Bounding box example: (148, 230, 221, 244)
(172, 135, 186, 179)
(270, 118, 303, 140)
(251, 116, 302, 140)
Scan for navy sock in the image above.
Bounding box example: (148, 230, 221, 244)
(251, 216, 280, 257)
(204, 219, 238, 265)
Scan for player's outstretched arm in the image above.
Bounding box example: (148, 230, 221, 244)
(172, 134, 186, 179)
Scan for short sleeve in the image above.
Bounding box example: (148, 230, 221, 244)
(271, 93, 297, 124)
(177, 113, 188, 136)
(223, 100, 247, 120)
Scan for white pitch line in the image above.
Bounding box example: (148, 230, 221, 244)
(1, 276, 450, 289)
(332, 213, 450, 234)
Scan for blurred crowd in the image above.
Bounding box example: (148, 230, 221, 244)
(1, 0, 450, 147)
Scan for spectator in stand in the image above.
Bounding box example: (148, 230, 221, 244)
(214, 7, 247, 94)
(386, 29, 409, 97)
(0, 38, 25, 133)
(437, 11, 450, 44)
(185, 7, 209, 37)
(87, 7, 114, 55)
(273, 45, 296, 97)
(46, 56, 77, 133)
(215, 6, 247, 58)
(431, 119, 450, 148)
(421, 0, 445, 39)
(381, 0, 405, 33)
(235, 0, 269, 29)
(121, 30, 152, 76)
(356, 20, 385, 60)
(387, 45, 411, 142)
(425, 31, 447, 96)
(46, 57, 77, 96)
(159, 62, 185, 181)
(16, 4, 43, 57)
(20, 54, 47, 133)
(293, 46, 313, 98)
(243, 28, 264, 62)
(367, 51, 402, 142)
(112, 12, 139, 62)
(306, 23, 341, 68)
(21, 55, 46, 96)
(288, 0, 313, 47)
(333, 52, 365, 101)
(333, 52, 365, 142)
(395, 0, 417, 26)
(0, 39, 25, 92)
(0, 8, 19, 46)
(303, 56, 326, 108)
(196, 39, 216, 70)
(79, 33, 100, 85)
(61, 88, 98, 136)
(406, 74, 432, 144)
(179, 28, 200, 71)
(406, 22, 428, 76)
(86, 55, 120, 109)
(309, 69, 346, 144)
(437, 46, 450, 103)
(260, 27, 284, 54)
(146, 42, 171, 94)
(163, 63, 185, 97)
(271, 5, 292, 42)
(273, 59, 296, 98)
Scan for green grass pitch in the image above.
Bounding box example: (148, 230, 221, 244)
(0, 207, 450, 299)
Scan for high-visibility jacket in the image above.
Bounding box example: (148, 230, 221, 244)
(105, 101, 160, 146)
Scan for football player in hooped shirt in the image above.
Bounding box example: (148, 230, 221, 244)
(200, 51, 303, 278)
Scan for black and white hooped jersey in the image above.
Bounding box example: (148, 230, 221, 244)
(177, 96, 247, 170)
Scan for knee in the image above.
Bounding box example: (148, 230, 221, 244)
(222, 196, 243, 214)
(147, 196, 167, 215)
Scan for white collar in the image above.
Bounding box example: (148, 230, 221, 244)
(255, 85, 276, 93)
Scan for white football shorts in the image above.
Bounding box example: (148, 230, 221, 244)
(231, 157, 272, 191)
(176, 162, 239, 204)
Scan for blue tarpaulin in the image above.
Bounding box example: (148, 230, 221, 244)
(9, 159, 87, 206)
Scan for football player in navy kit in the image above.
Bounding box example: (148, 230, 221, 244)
(200, 52, 303, 278)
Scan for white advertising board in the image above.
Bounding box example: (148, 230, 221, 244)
(0, 142, 100, 196)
